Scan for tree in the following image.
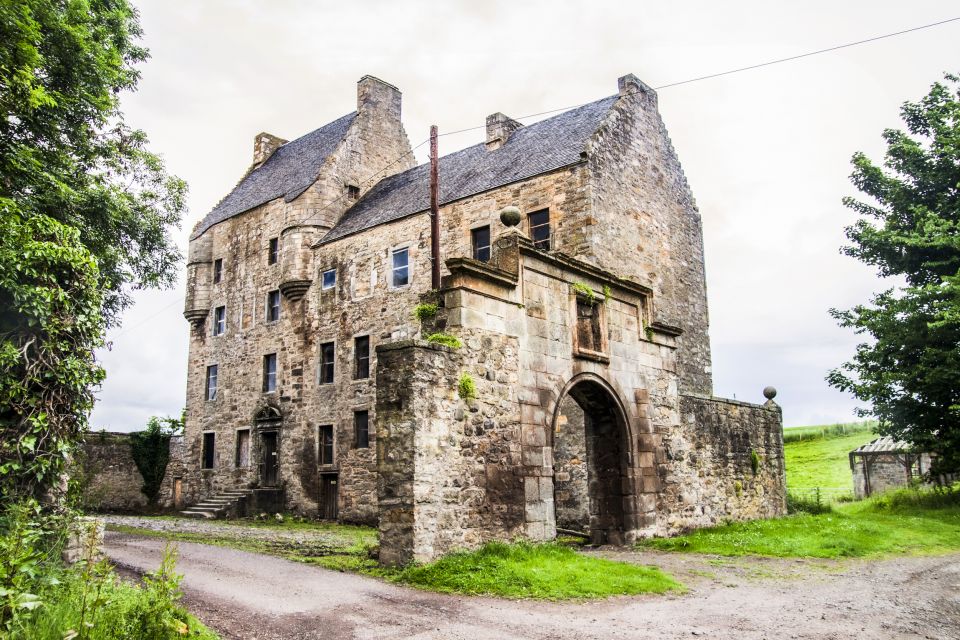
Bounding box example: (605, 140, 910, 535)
(828, 73, 960, 476)
(0, 0, 186, 502)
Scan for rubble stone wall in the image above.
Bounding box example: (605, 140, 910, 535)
(78, 433, 147, 512)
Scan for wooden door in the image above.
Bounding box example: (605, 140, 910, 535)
(261, 432, 278, 486)
(320, 474, 338, 520)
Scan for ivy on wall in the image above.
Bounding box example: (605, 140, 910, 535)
(129, 415, 182, 506)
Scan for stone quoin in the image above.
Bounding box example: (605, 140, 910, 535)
(178, 74, 786, 563)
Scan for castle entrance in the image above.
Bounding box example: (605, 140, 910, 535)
(553, 377, 631, 545)
(255, 406, 282, 488)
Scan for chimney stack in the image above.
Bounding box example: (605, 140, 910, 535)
(485, 113, 523, 151)
(253, 132, 287, 168)
(357, 75, 402, 122)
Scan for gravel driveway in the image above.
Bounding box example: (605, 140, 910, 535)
(104, 527, 960, 640)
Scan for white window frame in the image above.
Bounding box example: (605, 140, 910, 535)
(321, 268, 337, 290)
(205, 364, 218, 401)
(213, 305, 226, 336)
(265, 290, 281, 323)
(263, 353, 277, 394)
(390, 246, 411, 289)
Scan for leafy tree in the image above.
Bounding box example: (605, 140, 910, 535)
(129, 414, 182, 507)
(0, 0, 185, 503)
(828, 73, 960, 476)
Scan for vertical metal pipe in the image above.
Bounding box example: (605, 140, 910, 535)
(430, 125, 440, 291)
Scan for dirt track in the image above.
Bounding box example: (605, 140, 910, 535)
(105, 530, 960, 640)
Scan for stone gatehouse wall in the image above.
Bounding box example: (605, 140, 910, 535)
(662, 396, 786, 532)
(77, 433, 147, 512)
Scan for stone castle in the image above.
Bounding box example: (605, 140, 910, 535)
(180, 74, 785, 563)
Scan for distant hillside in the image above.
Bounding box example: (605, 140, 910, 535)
(783, 422, 877, 501)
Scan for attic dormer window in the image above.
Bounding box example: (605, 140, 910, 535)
(346, 184, 360, 200)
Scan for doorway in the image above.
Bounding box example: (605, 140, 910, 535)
(319, 473, 339, 520)
(261, 431, 278, 487)
(553, 378, 631, 545)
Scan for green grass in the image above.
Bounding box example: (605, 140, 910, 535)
(782, 420, 876, 443)
(784, 428, 877, 500)
(638, 486, 960, 559)
(390, 541, 683, 599)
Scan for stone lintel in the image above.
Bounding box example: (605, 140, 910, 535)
(443, 257, 519, 289)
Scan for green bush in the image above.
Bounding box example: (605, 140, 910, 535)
(457, 373, 476, 400)
(425, 332, 462, 349)
(786, 490, 833, 515)
(412, 303, 439, 322)
(129, 415, 182, 506)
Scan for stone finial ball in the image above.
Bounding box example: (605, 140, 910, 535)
(499, 206, 521, 227)
(763, 386, 777, 400)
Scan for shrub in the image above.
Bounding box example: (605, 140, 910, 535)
(458, 374, 476, 400)
(413, 303, 439, 321)
(425, 332, 462, 349)
(786, 490, 833, 515)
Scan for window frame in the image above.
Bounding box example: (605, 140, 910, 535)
(268, 237, 279, 265)
(471, 225, 491, 262)
(213, 305, 226, 336)
(318, 424, 335, 466)
(319, 342, 335, 385)
(205, 364, 218, 401)
(213, 258, 223, 284)
(262, 353, 277, 393)
(201, 432, 215, 469)
(266, 289, 281, 323)
(390, 247, 410, 288)
(354, 410, 370, 449)
(321, 268, 337, 291)
(528, 209, 551, 251)
(354, 335, 370, 380)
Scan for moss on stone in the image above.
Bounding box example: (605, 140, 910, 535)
(458, 373, 476, 400)
(413, 303, 439, 321)
(426, 332, 462, 349)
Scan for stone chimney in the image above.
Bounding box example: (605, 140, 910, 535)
(253, 132, 287, 168)
(485, 113, 523, 151)
(617, 73, 657, 105)
(357, 75, 402, 122)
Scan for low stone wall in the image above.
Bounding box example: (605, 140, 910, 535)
(77, 433, 148, 512)
(660, 396, 786, 532)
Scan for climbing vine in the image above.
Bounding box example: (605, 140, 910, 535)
(129, 415, 182, 506)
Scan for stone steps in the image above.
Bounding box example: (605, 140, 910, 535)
(181, 490, 252, 519)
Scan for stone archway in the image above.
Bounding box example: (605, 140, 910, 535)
(551, 375, 634, 545)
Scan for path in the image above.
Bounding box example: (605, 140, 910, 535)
(105, 531, 960, 640)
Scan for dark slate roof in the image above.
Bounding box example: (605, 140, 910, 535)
(191, 112, 357, 239)
(319, 95, 619, 244)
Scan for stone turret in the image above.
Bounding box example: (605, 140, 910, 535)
(279, 226, 317, 301)
(183, 235, 212, 324)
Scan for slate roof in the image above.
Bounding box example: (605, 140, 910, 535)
(191, 112, 357, 239)
(319, 95, 619, 245)
(852, 436, 916, 454)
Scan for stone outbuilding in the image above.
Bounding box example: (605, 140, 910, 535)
(849, 436, 944, 499)
(179, 74, 786, 563)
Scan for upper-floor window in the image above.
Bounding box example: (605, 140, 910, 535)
(346, 184, 360, 200)
(472, 226, 491, 262)
(319, 425, 334, 465)
(529, 209, 551, 250)
(263, 353, 277, 393)
(266, 290, 281, 323)
(354, 410, 369, 449)
(322, 268, 336, 290)
(205, 364, 218, 401)
(354, 336, 370, 380)
(391, 248, 409, 288)
(213, 306, 226, 336)
(213, 258, 223, 284)
(268, 237, 279, 265)
(319, 342, 335, 384)
(202, 432, 215, 469)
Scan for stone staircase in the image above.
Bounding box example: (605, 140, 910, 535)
(180, 489, 252, 519)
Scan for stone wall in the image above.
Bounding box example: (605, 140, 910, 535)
(77, 433, 147, 512)
(851, 452, 935, 499)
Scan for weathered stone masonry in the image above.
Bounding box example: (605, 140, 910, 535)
(179, 73, 785, 561)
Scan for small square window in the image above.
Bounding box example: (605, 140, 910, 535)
(354, 411, 369, 449)
(319, 425, 334, 465)
(391, 248, 409, 288)
(213, 258, 223, 284)
(354, 336, 370, 380)
(205, 364, 218, 401)
(266, 290, 280, 322)
(236, 429, 250, 467)
(320, 342, 335, 384)
(346, 185, 360, 200)
(263, 353, 277, 393)
(213, 306, 226, 336)
(202, 432, 215, 469)
(268, 237, 279, 265)
(472, 226, 491, 262)
(322, 269, 336, 290)
(529, 209, 551, 251)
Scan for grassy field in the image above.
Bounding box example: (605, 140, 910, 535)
(784, 429, 877, 500)
(639, 486, 960, 558)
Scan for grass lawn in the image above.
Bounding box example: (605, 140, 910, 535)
(784, 426, 876, 500)
(390, 541, 683, 599)
(639, 487, 960, 558)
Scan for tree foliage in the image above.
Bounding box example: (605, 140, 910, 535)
(828, 73, 960, 475)
(0, 0, 185, 503)
(129, 414, 182, 507)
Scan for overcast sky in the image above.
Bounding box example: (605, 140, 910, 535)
(90, 0, 960, 432)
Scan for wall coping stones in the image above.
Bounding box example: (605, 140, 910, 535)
(680, 392, 781, 413)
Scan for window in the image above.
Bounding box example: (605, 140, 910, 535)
(319, 425, 334, 465)
(354, 411, 369, 448)
(268, 237, 279, 265)
(354, 336, 370, 379)
(575, 298, 604, 354)
(213, 306, 225, 336)
(235, 429, 250, 467)
(346, 184, 360, 200)
(202, 432, 215, 469)
(319, 342, 335, 384)
(391, 248, 409, 287)
(205, 365, 218, 401)
(472, 225, 491, 262)
(322, 269, 336, 290)
(263, 353, 277, 393)
(213, 258, 223, 284)
(529, 209, 551, 250)
(266, 290, 280, 322)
